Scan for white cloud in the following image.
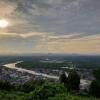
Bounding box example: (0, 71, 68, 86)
(0, 0, 100, 54)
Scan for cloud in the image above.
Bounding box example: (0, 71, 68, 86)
(0, 32, 44, 39)
(0, 0, 100, 54)
(0, 1, 17, 17)
(1, 0, 100, 35)
(32, 34, 100, 54)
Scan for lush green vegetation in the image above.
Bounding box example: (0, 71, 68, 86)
(16, 61, 69, 70)
(59, 71, 80, 91)
(16, 60, 100, 70)
(0, 80, 99, 100)
(89, 69, 100, 98)
(0, 69, 99, 100)
(48, 93, 98, 100)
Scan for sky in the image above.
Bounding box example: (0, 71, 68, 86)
(0, 0, 100, 55)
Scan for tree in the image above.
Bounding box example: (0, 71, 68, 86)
(93, 69, 100, 81)
(89, 80, 100, 97)
(20, 80, 45, 93)
(67, 71, 80, 91)
(28, 83, 66, 100)
(0, 80, 14, 90)
(89, 69, 100, 98)
(59, 72, 68, 87)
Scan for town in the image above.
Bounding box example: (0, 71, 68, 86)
(0, 60, 93, 90)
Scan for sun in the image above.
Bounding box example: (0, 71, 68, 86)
(0, 19, 8, 28)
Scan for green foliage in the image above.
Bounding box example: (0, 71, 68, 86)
(16, 61, 69, 70)
(0, 80, 99, 100)
(0, 91, 99, 100)
(0, 80, 14, 91)
(67, 71, 80, 91)
(0, 91, 28, 100)
(93, 69, 100, 81)
(89, 80, 100, 98)
(16, 60, 100, 71)
(28, 82, 66, 100)
(20, 80, 45, 93)
(59, 71, 80, 92)
(59, 72, 68, 87)
(48, 93, 99, 100)
(89, 69, 100, 98)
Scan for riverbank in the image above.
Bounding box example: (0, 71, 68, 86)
(3, 61, 91, 89)
(4, 61, 59, 80)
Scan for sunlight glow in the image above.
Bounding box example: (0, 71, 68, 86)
(0, 19, 8, 28)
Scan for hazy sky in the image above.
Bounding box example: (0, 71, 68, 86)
(0, 0, 100, 54)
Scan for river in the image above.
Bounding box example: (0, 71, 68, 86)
(3, 61, 91, 89)
(4, 61, 59, 79)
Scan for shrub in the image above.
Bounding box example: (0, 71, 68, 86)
(0, 80, 14, 91)
(28, 82, 66, 100)
(89, 80, 100, 98)
(20, 80, 45, 93)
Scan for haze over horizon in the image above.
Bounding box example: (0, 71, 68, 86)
(0, 0, 100, 55)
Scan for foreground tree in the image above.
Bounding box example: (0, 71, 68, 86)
(89, 69, 100, 98)
(93, 69, 100, 81)
(28, 83, 66, 100)
(89, 80, 100, 98)
(59, 71, 80, 92)
(0, 80, 13, 91)
(59, 72, 68, 87)
(67, 71, 80, 91)
(20, 80, 45, 93)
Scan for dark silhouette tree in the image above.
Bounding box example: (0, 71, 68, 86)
(0, 80, 13, 91)
(89, 69, 100, 98)
(93, 69, 100, 81)
(59, 72, 68, 88)
(89, 80, 100, 97)
(67, 71, 80, 91)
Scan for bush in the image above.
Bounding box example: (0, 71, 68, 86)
(28, 82, 66, 100)
(89, 69, 100, 98)
(20, 80, 45, 93)
(48, 93, 98, 100)
(0, 80, 14, 91)
(93, 69, 100, 81)
(0, 91, 28, 100)
(89, 80, 100, 98)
